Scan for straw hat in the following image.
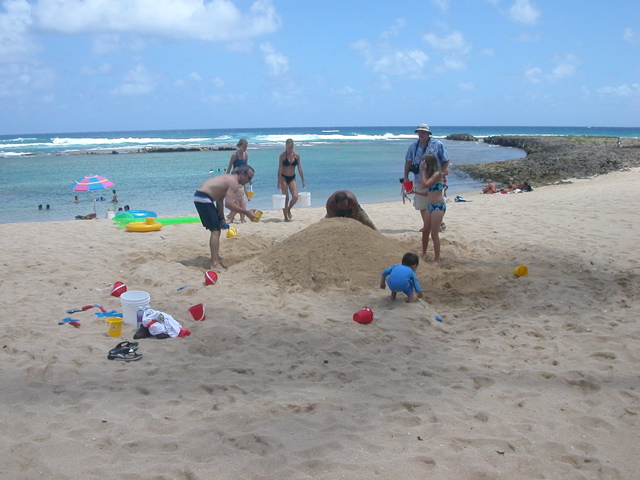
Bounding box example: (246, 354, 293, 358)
(415, 124, 432, 134)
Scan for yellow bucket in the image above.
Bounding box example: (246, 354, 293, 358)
(106, 317, 123, 337)
(226, 226, 238, 238)
(513, 265, 529, 277)
(251, 209, 263, 222)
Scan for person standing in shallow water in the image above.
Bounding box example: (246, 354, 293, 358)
(226, 138, 250, 223)
(226, 138, 249, 174)
(277, 139, 305, 222)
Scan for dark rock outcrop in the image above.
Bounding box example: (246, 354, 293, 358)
(454, 136, 640, 186)
(445, 133, 477, 141)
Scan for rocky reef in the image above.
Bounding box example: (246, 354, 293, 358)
(454, 136, 640, 186)
(445, 133, 478, 141)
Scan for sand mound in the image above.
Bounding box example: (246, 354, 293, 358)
(259, 218, 412, 292)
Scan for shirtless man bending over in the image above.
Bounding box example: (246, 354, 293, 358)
(194, 164, 256, 270)
(325, 190, 377, 230)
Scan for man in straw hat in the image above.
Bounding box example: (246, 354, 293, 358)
(403, 124, 450, 232)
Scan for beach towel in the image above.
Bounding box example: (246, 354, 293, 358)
(142, 308, 183, 338)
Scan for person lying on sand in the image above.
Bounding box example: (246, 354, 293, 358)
(482, 179, 498, 194)
(325, 190, 377, 230)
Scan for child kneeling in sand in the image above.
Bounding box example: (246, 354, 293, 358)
(380, 252, 424, 303)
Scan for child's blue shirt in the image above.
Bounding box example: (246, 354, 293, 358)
(381, 264, 422, 294)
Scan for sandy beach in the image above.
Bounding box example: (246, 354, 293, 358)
(1, 167, 639, 479)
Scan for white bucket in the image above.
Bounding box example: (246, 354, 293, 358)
(298, 192, 311, 207)
(120, 290, 151, 326)
(272, 194, 286, 209)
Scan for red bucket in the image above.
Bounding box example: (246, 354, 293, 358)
(402, 181, 413, 192)
(110, 281, 127, 297)
(188, 303, 206, 321)
(353, 307, 373, 324)
(204, 271, 218, 286)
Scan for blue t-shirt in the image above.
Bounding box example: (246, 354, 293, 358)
(381, 264, 422, 294)
(405, 138, 450, 181)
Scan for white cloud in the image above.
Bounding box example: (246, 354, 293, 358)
(110, 63, 155, 96)
(330, 85, 362, 104)
(31, 0, 281, 42)
(524, 55, 579, 83)
(351, 39, 428, 77)
(524, 66, 542, 83)
(424, 31, 471, 72)
(431, 0, 449, 11)
(597, 83, 640, 97)
(424, 31, 470, 53)
(352, 19, 430, 79)
(515, 32, 540, 42)
(380, 19, 405, 40)
(545, 54, 579, 81)
(376, 49, 429, 75)
(624, 27, 638, 45)
(271, 84, 303, 107)
(458, 82, 475, 91)
(0, 0, 39, 63)
(211, 76, 224, 88)
(91, 34, 145, 54)
(0, 62, 54, 96)
(79, 63, 113, 75)
(436, 55, 467, 72)
(508, 0, 540, 25)
(547, 62, 575, 81)
(260, 42, 288, 77)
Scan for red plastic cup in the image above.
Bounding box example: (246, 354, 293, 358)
(353, 307, 373, 324)
(402, 181, 413, 192)
(110, 281, 127, 297)
(204, 271, 218, 286)
(188, 303, 206, 321)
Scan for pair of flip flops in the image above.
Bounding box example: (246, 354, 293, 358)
(107, 341, 142, 362)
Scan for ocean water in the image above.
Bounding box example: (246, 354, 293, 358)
(1, 125, 638, 224)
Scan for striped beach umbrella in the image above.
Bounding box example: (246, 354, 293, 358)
(70, 174, 115, 192)
(69, 175, 115, 214)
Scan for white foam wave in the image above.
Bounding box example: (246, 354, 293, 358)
(1, 142, 51, 149)
(51, 136, 211, 146)
(254, 132, 414, 143)
(0, 151, 33, 157)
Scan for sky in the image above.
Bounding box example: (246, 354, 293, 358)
(1, 0, 639, 134)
